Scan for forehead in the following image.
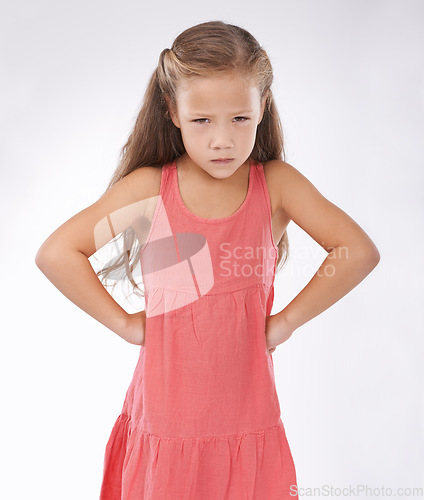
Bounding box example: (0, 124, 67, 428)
(175, 74, 260, 111)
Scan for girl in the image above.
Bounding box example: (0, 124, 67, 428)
(35, 20, 380, 500)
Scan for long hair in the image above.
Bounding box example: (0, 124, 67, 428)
(95, 20, 289, 299)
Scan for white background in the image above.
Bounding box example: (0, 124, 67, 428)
(1, 1, 423, 498)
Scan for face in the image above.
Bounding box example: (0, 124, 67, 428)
(168, 72, 266, 179)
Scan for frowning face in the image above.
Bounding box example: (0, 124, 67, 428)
(168, 72, 266, 179)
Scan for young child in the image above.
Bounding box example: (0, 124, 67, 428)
(35, 20, 380, 500)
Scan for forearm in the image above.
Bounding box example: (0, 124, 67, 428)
(277, 245, 380, 333)
(35, 248, 130, 337)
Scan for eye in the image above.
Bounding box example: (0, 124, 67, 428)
(192, 117, 250, 124)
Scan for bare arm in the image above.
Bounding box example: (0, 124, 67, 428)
(35, 167, 161, 344)
(265, 161, 380, 348)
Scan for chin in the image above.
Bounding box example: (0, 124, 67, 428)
(207, 166, 239, 178)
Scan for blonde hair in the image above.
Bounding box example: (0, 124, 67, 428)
(96, 20, 289, 299)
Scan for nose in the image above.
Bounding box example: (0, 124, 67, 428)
(210, 126, 234, 149)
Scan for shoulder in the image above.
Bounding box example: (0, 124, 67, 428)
(262, 159, 321, 219)
(262, 159, 296, 216)
(262, 158, 299, 186)
(123, 165, 163, 201)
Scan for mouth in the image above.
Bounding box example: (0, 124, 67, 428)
(211, 158, 234, 163)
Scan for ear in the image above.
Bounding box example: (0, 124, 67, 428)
(165, 96, 181, 128)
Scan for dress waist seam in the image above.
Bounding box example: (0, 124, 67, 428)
(126, 417, 284, 440)
(146, 281, 272, 297)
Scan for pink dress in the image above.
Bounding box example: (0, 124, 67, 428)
(99, 158, 298, 499)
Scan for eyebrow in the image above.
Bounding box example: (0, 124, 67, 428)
(187, 110, 254, 116)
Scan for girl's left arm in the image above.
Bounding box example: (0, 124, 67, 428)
(265, 160, 380, 347)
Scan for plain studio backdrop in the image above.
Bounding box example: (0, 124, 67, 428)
(1, 1, 423, 498)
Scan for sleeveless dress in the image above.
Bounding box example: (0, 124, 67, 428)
(99, 157, 298, 500)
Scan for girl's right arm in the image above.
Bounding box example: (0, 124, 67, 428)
(35, 167, 161, 344)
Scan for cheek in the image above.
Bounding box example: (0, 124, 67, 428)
(180, 127, 205, 151)
(182, 126, 207, 142)
(238, 125, 257, 141)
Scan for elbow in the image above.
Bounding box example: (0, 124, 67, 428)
(35, 247, 50, 272)
(339, 240, 380, 271)
(356, 243, 381, 272)
(35, 243, 46, 270)
(365, 251, 380, 274)
(35, 243, 61, 272)
(365, 242, 381, 267)
(371, 248, 381, 266)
